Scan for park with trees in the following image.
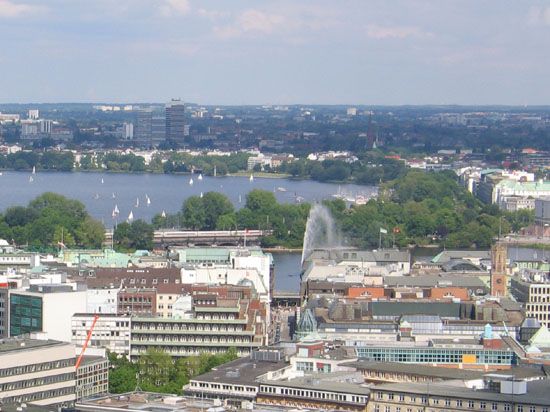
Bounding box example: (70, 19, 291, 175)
(108, 347, 238, 394)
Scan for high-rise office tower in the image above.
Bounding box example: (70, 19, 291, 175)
(135, 109, 152, 145)
(166, 99, 185, 141)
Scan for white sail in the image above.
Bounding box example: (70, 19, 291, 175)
(135, 198, 140, 208)
(114, 204, 119, 214)
(200, 192, 203, 198)
(101, 178, 104, 184)
(146, 195, 151, 206)
(189, 178, 194, 185)
(128, 210, 134, 221)
(198, 174, 203, 180)
(112, 192, 116, 199)
(249, 174, 254, 182)
(238, 194, 242, 203)
(29, 176, 33, 183)
(161, 210, 166, 218)
(32, 166, 36, 174)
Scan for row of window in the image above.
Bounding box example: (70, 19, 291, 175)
(0, 372, 75, 392)
(1, 386, 75, 405)
(357, 347, 513, 365)
(0, 358, 75, 377)
(260, 385, 367, 404)
(374, 392, 549, 412)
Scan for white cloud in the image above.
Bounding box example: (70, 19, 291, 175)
(0, 0, 41, 18)
(197, 8, 229, 21)
(527, 6, 550, 26)
(159, 0, 190, 17)
(366, 24, 431, 40)
(214, 9, 285, 39)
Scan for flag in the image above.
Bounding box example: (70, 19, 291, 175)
(380, 227, 387, 234)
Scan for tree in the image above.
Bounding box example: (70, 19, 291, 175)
(201, 192, 234, 230)
(114, 220, 153, 251)
(138, 348, 175, 389)
(182, 196, 206, 229)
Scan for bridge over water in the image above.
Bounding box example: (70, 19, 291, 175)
(105, 229, 271, 247)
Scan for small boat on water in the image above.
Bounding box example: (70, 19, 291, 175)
(249, 174, 254, 182)
(200, 192, 203, 198)
(238, 194, 242, 203)
(161, 210, 166, 218)
(189, 178, 194, 186)
(135, 198, 140, 208)
(198, 174, 203, 181)
(112, 192, 116, 199)
(276, 187, 287, 192)
(93, 193, 100, 200)
(29, 176, 33, 183)
(127, 210, 134, 222)
(146, 194, 151, 206)
(101, 178, 104, 184)
(112, 204, 119, 218)
(32, 166, 36, 175)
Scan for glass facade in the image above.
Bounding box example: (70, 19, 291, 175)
(356, 346, 515, 365)
(10, 294, 43, 336)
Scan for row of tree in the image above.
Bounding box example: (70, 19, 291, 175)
(0, 151, 75, 172)
(0, 193, 105, 249)
(324, 170, 534, 248)
(149, 170, 534, 250)
(152, 190, 309, 248)
(276, 153, 407, 184)
(109, 348, 238, 394)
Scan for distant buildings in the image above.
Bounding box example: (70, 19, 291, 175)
(165, 99, 185, 141)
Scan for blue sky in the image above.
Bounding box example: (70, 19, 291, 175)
(1, 0, 549, 105)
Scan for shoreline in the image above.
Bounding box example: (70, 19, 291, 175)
(262, 247, 302, 253)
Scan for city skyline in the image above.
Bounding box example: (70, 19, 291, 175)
(1, 0, 549, 105)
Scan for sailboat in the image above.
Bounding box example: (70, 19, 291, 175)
(146, 194, 151, 206)
(189, 178, 194, 186)
(101, 178, 104, 184)
(29, 176, 33, 183)
(238, 194, 242, 203)
(32, 166, 36, 174)
(200, 192, 203, 198)
(94, 193, 100, 200)
(249, 174, 254, 182)
(127, 210, 134, 222)
(112, 204, 120, 219)
(135, 197, 140, 208)
(198, 173, 203, 181)
(112, 192, 116, 199)
(161, 210, 166, 218)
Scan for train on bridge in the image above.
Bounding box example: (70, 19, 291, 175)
(105, 229, 271, 246)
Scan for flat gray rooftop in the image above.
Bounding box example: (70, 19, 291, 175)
(0, 338, 66, 354)
(190, 357, 289, 387)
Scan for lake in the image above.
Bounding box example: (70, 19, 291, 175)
(0, 171, 375, 294)
(0, 171, 376, 227)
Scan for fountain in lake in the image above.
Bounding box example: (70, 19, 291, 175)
(301, 203, 342, 266)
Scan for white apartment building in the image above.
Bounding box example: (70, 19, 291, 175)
(0, 338, 76, 406)
(72, 313, 131, 355)
(86, 287, 119, 314)
(511, 273, 550, 327)
(9, 285, 87, 342)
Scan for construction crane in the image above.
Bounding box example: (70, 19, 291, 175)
(75, 314, 99, 370)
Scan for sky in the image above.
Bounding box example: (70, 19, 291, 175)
(1, 0, 549, 105)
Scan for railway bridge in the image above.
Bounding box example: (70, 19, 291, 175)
(105, 229, 271, 247)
